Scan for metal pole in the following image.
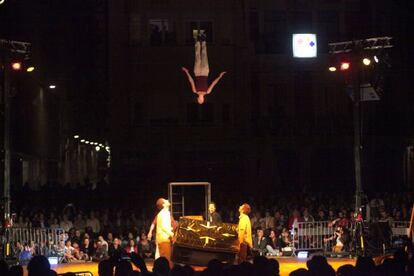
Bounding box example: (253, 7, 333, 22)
(352, 48, 363, 215)
(2, 53, 11, 222)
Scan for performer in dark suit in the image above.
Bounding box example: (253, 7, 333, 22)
(208, 202, 222, 224)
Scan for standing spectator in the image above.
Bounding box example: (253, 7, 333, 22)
(86, 212, 101, 234)
(264, 211, 275, 230)
(60, 215, 73, 233)
(302, 209, 315, 223)
(288, 210, 303, 230)
(74, 213, 86, 231)
(315, 210, 326, 222)
(49, 218, 60, 228)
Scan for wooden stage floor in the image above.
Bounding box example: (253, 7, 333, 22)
(23, 257, 356, 276)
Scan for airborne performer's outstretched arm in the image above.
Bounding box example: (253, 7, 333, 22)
(182, 31, 226, 104)
(181, 67, 196, 93)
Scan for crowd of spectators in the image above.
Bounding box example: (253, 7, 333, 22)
(2, 250, 414, 275)
(4, 182, 413, 274)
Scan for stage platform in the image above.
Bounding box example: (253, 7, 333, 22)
(23, 257, 357, 276)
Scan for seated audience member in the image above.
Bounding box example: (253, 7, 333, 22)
(138, 232, 154, 259)
(98, 235, 109, 253)
(71, 241, 83, 260)
(13, 241, 23, 259)
(306, 255, 335, 276)
(125, 239, 139, 254)
(115, 260, 133, 276)
(106, 232, 114, 247)
(80, 237, 94, 261)
(266, 229, 279, 256)
(63, 240, 77, 263)
(27, 255, 51, 276)
(98, 259, 115, 276)
(71, 229, 82, 245)
(55, 240, 65, 262)
(92, 240, 108, 262)
(108, 238, 123, 259)
(278, 228, 293, 250)
(19, 243, 33, 266)
(323, 226, 349, 252)
(8, 265, 24, 276)
(253, 227, 268, 256)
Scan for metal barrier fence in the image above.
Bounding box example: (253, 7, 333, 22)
(58, 272, 93, 276)
(293, 220, 411, 252)
(293, 221, 335, 251)
(5, 227, 65, 246)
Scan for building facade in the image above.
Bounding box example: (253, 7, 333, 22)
(106, 0, 411, 196)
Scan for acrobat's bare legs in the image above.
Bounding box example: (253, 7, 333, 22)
(194, 41, 202, 76)
(200, 41, 209, 76)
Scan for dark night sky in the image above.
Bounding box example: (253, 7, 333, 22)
(1, 0, 414, 194)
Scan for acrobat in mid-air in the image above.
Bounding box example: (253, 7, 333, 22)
(182, 30, 226, 104)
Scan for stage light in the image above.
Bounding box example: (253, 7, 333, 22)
(374, 55, 379, 63)
(340, 62, 350, 71)
(74, 135, 79, 139)
(85, 141, 90, 144)
(95, 146, 100, 152)
(328, 66, 337, 72)
(49, 85, 56, 89)
(362, 58, 371, 66)
(26, 66, 35, 72)
(80, 139, 85, 143)
(297, 251, 309, 259)
(11, 62, 22, 71)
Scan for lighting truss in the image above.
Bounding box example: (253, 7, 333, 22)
(0, 39, 31, 54)
(328, 36, 393, 54)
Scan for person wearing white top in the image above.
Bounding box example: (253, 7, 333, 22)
(155, 198, 174, 267)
